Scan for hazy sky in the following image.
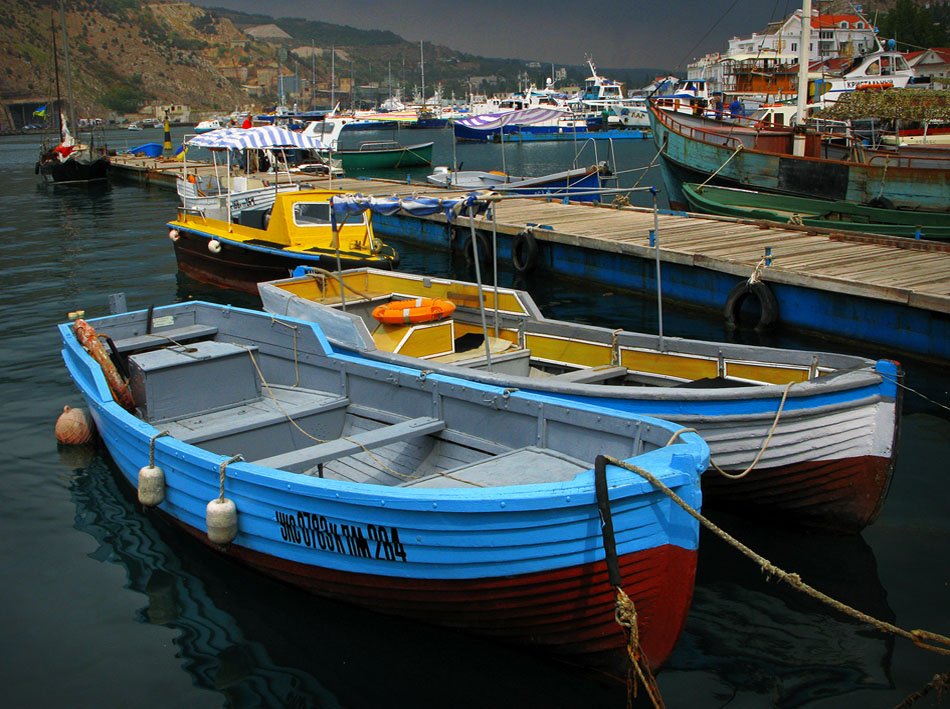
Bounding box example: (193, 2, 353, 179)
(190, 0, 795, 70)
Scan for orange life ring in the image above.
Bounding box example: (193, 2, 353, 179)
(73, 319, 135, 411)
(855, 81, 893, 91)
(371, 298, 456, 325)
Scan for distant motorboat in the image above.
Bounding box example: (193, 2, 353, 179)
(195, 118, 224, 134)
(426, 164, 609, 202)
(301, 117, 433, 170)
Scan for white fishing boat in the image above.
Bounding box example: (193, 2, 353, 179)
(258, 255, 902, 534)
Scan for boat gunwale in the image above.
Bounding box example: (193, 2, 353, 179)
(58, 304, 708, 506)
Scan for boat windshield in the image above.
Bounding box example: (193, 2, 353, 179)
(293, 202, 333, 227)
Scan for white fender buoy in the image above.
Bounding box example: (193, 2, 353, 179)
(55, 405, 94, 445)
(206, 498, 238, 545)
(137, 463, 166, 507)
(168, 228, 179, 242)
(208, 239, 222, 254)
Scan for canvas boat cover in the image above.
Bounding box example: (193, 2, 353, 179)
(186, 126, 328, 150)
(454, 108, 568, 130)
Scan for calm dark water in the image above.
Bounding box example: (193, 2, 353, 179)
(2, 126, 947, 708)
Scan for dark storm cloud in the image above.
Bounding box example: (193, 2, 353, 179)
(189, 0, 786, 69)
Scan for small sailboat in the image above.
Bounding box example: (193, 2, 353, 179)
(36, 1, 110, 185)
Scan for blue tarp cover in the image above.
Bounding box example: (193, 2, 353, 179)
(329, 193, 491, 229)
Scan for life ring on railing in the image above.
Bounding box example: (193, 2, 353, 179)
(371, 298, 457, 325)
(724, 280, 779, 331)
(511, 230, 539, 273)
(73, 319, 136, 411)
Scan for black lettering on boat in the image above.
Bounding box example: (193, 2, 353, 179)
(277, 509, 406, 560)
(297, 511, 313, 548)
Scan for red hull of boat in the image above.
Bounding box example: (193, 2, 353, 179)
(178, 519, 697, 669)
(705, 454, 894, 533)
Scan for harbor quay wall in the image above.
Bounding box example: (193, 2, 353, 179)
(372, 212, 950, 361)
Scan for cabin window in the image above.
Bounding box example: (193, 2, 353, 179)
(867, 60, 880, 76)
(293, 202, 333, 227)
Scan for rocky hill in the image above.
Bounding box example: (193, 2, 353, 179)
(0, 0, 666, 125)
(1, 1, 251, 119)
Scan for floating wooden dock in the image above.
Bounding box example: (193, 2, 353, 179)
(109, 154, 950, 360)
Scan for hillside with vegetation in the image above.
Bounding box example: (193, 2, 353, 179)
(0, 0, 667, 124)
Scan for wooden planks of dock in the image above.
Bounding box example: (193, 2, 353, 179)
(108, 156, 950, 318)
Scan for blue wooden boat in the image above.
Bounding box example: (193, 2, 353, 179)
(59, 301, 708, 667)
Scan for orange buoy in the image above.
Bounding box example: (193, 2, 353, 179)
(371, 298, 456, 325)
(55, 405, 94, 444)
(73, 319, 136, 412)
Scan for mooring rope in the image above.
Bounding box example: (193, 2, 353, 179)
(148, 430, 169, 467)
(662, 381, 792, 481)
(234, 342, 424, 482)
(697, 143, 744, 190)
(601, 453, 950, 658)
(270, 318, 300, 387)
(217, 454, 244, 502)
(594, 455, 666, 709)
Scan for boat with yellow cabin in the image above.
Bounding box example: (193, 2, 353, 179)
(167, 189, 400, 293)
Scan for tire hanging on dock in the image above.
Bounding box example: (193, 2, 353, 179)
(461, 230, 491, 271)
(724, 280, 779, 331)
(511, 230, 539, 274)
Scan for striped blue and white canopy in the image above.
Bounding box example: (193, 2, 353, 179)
(454, 108, 568, 130)
(186, 126, 328, 150)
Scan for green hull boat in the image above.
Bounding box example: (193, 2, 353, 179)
(682, 182, 950, 241)
(336, 140, 434, 171)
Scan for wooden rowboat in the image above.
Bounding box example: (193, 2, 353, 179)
(60, 301, 708, 668)
(682, 182, 950, 241)
(261, 266, 902, 533)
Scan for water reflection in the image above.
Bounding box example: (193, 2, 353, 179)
(663, 513, 895, 707)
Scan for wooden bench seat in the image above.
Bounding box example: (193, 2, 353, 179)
(163, 387, 349, 445)
(399, 447, 588, 488)
(253, 415, 446, 473)
(112, 324, 219, 353)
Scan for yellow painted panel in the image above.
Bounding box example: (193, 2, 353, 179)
(525, 334, 613, 367)
(620, 349, 719, 380)
(371, 324, 409, 352)
(725, 362, 812, 385)
(395, 322, 454, 358)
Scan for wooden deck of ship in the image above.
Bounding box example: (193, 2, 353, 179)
(109, 154, 950, 359)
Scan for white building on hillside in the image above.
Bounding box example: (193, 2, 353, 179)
(688, 8, 878, 96)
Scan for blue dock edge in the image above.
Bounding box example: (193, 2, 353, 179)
(371, 211, 950, 362)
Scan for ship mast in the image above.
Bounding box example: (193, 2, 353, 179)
(59, 0, 77, 140)
(793, 0, 813, 156)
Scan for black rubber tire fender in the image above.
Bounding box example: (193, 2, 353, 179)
(724, 280, 779, 331)
(867, 196, 895, 210)
(511, 230, 540, 273)
(462, 230, 491, 269)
